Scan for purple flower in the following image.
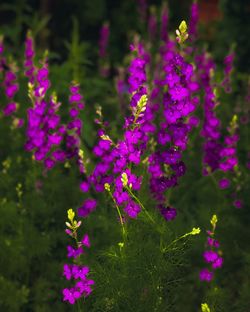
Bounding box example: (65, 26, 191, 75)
(67, 245, 84, 259)
(62, 264, 94, 305)
(3, 102, 17, 116)
(69, 108, 79, 118)
(65, 83, 85, 171)
(24, 31, 35, 83)
(48, 133, 62, 145)
(221, 52, 234, 93)
(71, 265, 90, 280)
(62, 288, 76, 304)
(113, 190, 129, 205)
(75, 279, 94, 296)
(188, 116, 200, 127)
(233, 199, 243, 209)
(44, 157, 55, 169)
(124, 199, 141, 218)
(128, 58, 146, 93)
(13, 118, 24, 128)
(80, 181, 89, 193)
(2, 65, 20, 119)
(78, 199, 97, 218)
(160, 206, 177, 221)
(63, 264, 72, 280)
(25, 62, 65, 170)
(52, 150, 66, 162)
(172, 161, 186, 177)
(203, 250, 219, 263)
(169, 85, 189, 101)
(212, 256, 223, 269)
(218, 178, 230, 189)
(63, 224, 94, 305)
(5, 84, 18, 98)
(69, 93, 82, 103)
(0, 36, 4, 55)
(199, 268, 213, 282)
(81, 234, 91, 248)
(207, 237, 220, 248)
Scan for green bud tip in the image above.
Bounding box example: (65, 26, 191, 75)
(121, 172, 128, 187)
(201, 303, 211, 312)
(118, 242, 124, 248)
(191, 227, 201, 235)
(176, 20, 189, 43)
(210, 214, 218, 228)
(137, 94, 148, 112)
(179, 20, 187, 34)
(67, 208, 75, 222)
(100, 134, 112, 142)
(104, 183, 111, 192)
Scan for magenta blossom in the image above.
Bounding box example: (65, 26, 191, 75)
(218, 178, 230, 189)
(199, 268, 213, 282)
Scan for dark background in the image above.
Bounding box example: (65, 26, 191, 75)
(0, 0, 249, 72)
(0, 1, 249, 311)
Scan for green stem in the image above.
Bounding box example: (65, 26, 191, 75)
(77, 299, 83, 312)
(108, 191, 127, 241)
(125, 186, 156, 226)
(210, 173, 219, 191)
(162, 231, 194, 253)
(162, 239, 182, 254)
(166, 188, 172, 205)
(209, 172, 224, 203)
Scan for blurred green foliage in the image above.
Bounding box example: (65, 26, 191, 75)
(219, 0, 250, 72)
(0, 0, 249, 311)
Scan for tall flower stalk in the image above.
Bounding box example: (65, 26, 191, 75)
(63, 209, 94, 305)
(200, 215, 223, 282)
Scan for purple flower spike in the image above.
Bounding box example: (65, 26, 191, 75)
(189, 2, 199, 42)
(200, 215, 223, 282)
(99, 23, 110, 59)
